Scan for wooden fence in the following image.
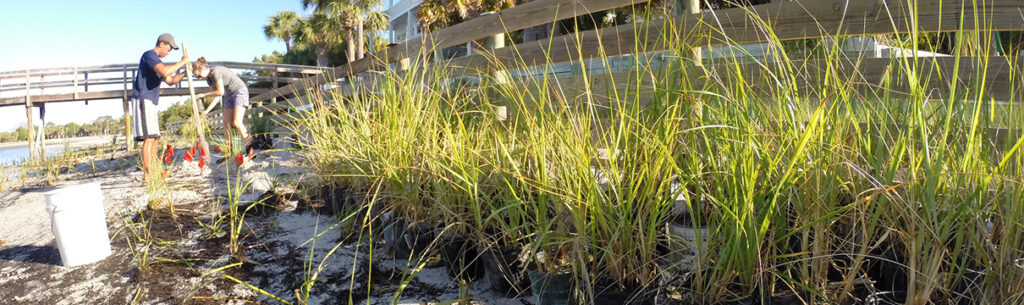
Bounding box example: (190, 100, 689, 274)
(173, 0, 1024, 135)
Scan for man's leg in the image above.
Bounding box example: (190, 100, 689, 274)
(141, 138, 155, 181)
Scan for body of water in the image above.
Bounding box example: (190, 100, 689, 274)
(0, 145, 67, 165)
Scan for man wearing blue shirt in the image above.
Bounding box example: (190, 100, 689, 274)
(131, 33, 189, 183)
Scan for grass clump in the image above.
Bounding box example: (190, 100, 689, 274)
(285, 3, 1024, 305)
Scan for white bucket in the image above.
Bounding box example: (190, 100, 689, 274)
(44, 182, 112, 267)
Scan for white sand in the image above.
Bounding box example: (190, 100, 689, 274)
(0, 140, 534, 304)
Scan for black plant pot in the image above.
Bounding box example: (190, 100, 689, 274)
(528, 270, 575, 305)
(482, 247, 529, 297)
(593, 284, 655, 305)
(867, 243, 908, 293)
(439, 235, 485, 282)
(392, 222, 435, 258)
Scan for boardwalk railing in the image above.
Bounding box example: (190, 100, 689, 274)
(0, 61, 324, 159)
(161, 0, 1024, 141)
(218, 0, 1024, 129)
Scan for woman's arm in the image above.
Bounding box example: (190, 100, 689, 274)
(201, 81, 225, 115)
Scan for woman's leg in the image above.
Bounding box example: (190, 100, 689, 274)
(233, 106, 249, 149)
(222, 107, 235, 152)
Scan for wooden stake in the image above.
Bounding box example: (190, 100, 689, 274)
(123, 98, 133, 150)
(25, 71, 35, 161)
(182, 43, 211, 165)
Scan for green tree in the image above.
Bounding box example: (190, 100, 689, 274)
(159, 101, 196, 129)
(264, 10, 301, 53)
(304, 0, 389, 61)
(294, 11, 345, 66)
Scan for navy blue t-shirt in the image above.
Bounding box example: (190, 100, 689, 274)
(130, 50, 164, 103)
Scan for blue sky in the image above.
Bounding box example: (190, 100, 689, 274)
(0, 0, 310, 132)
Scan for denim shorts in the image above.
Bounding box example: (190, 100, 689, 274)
(223, 88, 250, 109)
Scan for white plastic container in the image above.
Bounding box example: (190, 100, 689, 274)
(44, 182, 112, 267)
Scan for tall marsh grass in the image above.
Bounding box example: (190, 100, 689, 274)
(287, 3, 1024, 304)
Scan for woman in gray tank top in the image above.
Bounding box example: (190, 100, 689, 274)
(192, 57, 251, 156)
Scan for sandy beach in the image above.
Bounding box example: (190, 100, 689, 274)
(0, 137, 531, 305)
(0, 135, 119, 149)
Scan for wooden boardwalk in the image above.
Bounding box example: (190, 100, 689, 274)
(0, 61, 324, 159)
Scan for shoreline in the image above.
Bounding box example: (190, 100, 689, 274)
(0, 135, 119, 149)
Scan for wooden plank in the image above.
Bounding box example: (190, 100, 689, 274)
(0, 88, 270, 107)
(0, 78, 133, 91)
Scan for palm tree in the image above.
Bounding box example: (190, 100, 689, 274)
(264, 11, 301, 53)
(416, 0, 451, 34)
(305, 0, 389, 61)
(416, 0, 513, 32)
(317, 0, 360, 61)
(360, 10, 390, 58)
(294, 12, 344, 66)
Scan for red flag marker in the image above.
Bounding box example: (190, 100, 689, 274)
(214, 146, 222, 153)
(198, 155, 205, 169)
(235, 154, 244, 166)
(200, 147, 207, 158)
(184, 151, 194, 162)
(163, 153, 172, 163)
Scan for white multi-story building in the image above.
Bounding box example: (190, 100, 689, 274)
(383, 0, 422, 44)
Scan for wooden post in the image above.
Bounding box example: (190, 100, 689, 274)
(73, 67, 79, 100)
(182, 43, 211, 164)
(397, 57, 411, 72)
(39, 103, 46, 161)
(123, 66, 128, 96)
(123, 98, 133, 150)
(270, 71, 279, 113)
(687, 0, 702, 65)
(25, 71, 35, 160)
(483, 13, 509, 121)
(123, 66, 134, 150)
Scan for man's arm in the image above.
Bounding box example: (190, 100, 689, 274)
(164, 73, 186, 85)
(152, 54, 189, 85)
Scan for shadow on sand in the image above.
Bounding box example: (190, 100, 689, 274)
(0, 243, 62, 266)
